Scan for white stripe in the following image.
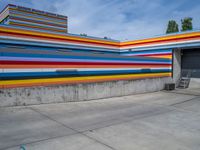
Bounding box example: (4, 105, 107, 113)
(0, 56, 169, 64)
(0, 7, 9, 22)
(120, 39, 200, 50)
(10, 20, 67, 30)
(122, 52, 171, 56)
(0, 35, 117, 49)
(1, 35, 199, 51)
(2, 68, 171, 73)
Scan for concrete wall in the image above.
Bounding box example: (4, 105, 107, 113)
(189, 78, 200, 89)
(173, 49, 181, 86)
(0, 77, 172, 107)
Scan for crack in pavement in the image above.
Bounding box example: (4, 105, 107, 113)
(26, 107, 116, 150)
(2, 91, 200, 150)
(3, 105, 173, 150)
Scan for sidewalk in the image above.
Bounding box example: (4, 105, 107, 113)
(0, 90, 200, 150)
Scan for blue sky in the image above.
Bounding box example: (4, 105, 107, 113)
(0, 0, 200, 40)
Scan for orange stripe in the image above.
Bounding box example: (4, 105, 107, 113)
(121, 37, 200, 48)
(10, 7, 68, 21)
(1, 31, 199, 49)
(145, 55, 172, 59)
(0, 26, 119, 46)
(0, 64, 172, 69)
(10, 22, 67, 33)
(121, 32, 200, 45)
(2, 73, 171, 89)
(1, 26, 199, 48)
(0, 32, 119, 49)
(1, 30, 199, 48)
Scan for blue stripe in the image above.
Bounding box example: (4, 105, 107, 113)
(121, 49, 172, 55)
(0, 69, 171, 79)
(0, 39, 119, 52)
(0, 43, 118, 54)
(10, 10, 67, 23)
(0, 24, 119, 42)
(10, 16, 67, 28)
(10, 19, 67, 30)
(0, 43, 173, 56)
(10, 20, 67, 30)
(2, 52, 172, 63)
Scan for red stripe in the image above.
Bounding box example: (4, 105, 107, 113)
(0, 31, 119, 48)
(10, 16, 67, 28)
(123, 36, 200, 47)
(10, 22, 66, 33)
(0, 60, 171, 66)
(11, 7, 68, 21)
(134, 53, 172, 56)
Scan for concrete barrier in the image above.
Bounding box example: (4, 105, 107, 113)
(0, 77, 172, 107)
(189, 78, 200, 89)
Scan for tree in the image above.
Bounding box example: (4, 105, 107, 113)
(166, 20, 179, 34)
(181, 17, 193, 31)
(80, 33, 87, 36)
(104, 36, 111, 39)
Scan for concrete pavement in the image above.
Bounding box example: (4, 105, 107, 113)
(0, 89, 200, 150)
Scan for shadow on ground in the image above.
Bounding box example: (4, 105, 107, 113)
(0, 88, 200, 150)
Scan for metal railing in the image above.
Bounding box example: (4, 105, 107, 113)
(178, 70, 192, 88)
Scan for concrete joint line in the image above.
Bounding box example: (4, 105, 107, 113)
(2, 133, 78, 150)
(170, 96, 200, 106)
(1, 102, 186, 150)
(162, 90, 200, 97)
(27, 106, 173, 150)
(27, 107, 116, 150)
(129, 97, 200, 115)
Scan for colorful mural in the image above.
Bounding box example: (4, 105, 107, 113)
(0, 26, 174, 89)
(0, 45, 172, 88)
(0, 4, 68, 33)
(1, 4, 200, 90)
(0, 22, 200, 88)
(1, 23, 200, 89)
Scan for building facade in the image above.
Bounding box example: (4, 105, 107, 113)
(0, 4, 68, 33)
(0, 4, 200, 106)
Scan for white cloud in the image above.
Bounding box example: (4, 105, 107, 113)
(0, 0, 200, 40)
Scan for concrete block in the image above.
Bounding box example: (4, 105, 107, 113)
(0, 77, 172, 107)
(173, 49, 181, 86)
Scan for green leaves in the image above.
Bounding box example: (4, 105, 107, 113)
(166, 17, 193, 34)
(166, 20, 179, 34)
(181, 17, 193, 31)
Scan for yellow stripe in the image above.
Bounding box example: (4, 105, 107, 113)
(10, 8, 67, 22)
(0, 73, 171, 86)
(0, 26, 199, 47)
(121, 32, 200, 45)
(10, 22, 67, 33)
(11, 14, 67, 25)
(147, 55, 172, 59)
(0, 26, 119, 46)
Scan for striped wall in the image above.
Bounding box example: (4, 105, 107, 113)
(1, 25, 200, 89)
(0, 44, 172, 89)
(121, 49, 172, 59)
(0, 25, 199, 51)
(0, 4, 68, 33)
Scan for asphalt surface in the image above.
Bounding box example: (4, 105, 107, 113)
(0, 88, 200, 150)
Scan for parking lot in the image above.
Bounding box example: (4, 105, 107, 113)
(0, 88, 200, 150)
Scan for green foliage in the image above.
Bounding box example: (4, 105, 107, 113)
(181, 17, 193, 31)
(166, 20, 179, 34)
(80, 33, 87, 36)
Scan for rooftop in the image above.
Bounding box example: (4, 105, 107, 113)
(1, 4, 67, 19)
